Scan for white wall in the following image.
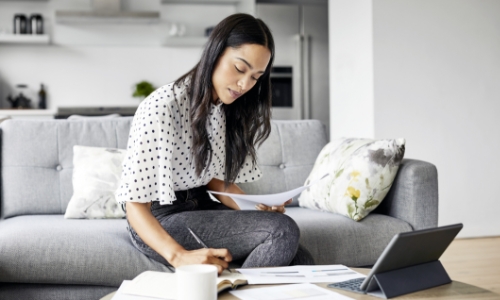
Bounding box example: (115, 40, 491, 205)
(329, 0, 374, 139)
(0, 46, 201, 108)
(373, 0, 500, 238)
(0, 0, 234, 109)
(329, 0, 500, 238)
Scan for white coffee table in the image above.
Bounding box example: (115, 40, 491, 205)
(101, 268, 500, 300)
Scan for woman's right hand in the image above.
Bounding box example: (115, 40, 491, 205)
(170, 248, 232, 275)
(126, 202, 232, 275)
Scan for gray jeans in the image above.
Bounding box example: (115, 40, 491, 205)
(127, 186, 314, 268)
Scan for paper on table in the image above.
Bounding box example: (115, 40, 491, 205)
(119, 270, 247, 299)
(235, 265, 365, 285)
(121, 271, 176, 299)
(112, 280, 165, 300)
(229, 283, 354, 300)
(208, 173, 329, 210)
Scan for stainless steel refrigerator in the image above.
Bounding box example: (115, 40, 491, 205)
(257, 0, 329, 136)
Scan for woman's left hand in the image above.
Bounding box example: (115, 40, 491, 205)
(255, 199, 293, 214)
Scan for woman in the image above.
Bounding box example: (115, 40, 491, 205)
(116, 13, 314, 274)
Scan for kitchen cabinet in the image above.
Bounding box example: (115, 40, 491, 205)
(0, 0, 255, 47)
(161, 0, 254, 47)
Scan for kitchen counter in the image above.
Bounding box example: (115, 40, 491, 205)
(0, 109, 57, 119)
(0, 106, 139, 120)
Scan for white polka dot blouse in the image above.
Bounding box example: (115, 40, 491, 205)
(115, 79, 262, 205)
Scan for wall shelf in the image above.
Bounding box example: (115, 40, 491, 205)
(0, 34, 50, 45)
(55, 11, 160, 24)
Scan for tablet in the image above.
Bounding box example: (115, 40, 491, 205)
(359, 223, 463, 290)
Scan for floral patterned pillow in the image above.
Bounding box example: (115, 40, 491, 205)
(298, 138, 405, 221)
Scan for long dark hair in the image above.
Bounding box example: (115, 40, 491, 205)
(175, 13, 275, 188)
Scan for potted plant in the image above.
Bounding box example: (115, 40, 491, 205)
(132, 81, 155, 100)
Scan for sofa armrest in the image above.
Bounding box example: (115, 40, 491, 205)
(373, 159, 438, 230)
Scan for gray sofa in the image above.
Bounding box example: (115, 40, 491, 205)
(0, 118, 438, 300)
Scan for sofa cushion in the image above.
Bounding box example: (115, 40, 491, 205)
(298, 138, 406, 221)
(0, 210, 412, 287)
(286, 207, 413, 267)
(239, 120, 327, 206)
(0, 215, 170, 286)
(0, 119, 326, 218)
(0, 118, 133, 219)
(0, 283, 116, 300)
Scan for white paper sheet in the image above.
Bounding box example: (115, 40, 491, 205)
(235, 265, 365, 284)
(229, 283, 354, 300)
(118, 270, 247, 299)
(112, 280, 166, 300)
(121, 271, 176, 299)
(208, 173, 329, 210)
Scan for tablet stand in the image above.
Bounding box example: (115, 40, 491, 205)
(365, 260, 451, 299)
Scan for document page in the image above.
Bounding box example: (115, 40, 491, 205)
(113, 280, 167, 300)
(236, 265, 365, 284)
(120, 271, 176, 299)
(229, 283, 354, 300)
(208, 173, 329, 210)
(118, 270, 248, 299)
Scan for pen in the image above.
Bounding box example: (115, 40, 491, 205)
(187, 227, 208, 248)
(187, 227, 232, 273)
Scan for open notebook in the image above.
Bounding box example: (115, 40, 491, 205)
(119, 270, 247, 299)
(216, 270, 248, 292)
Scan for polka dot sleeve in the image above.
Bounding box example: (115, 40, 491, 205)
(233, 154, 262, 184)
(116, 97, 177, 205)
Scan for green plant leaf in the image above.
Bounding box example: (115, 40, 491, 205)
(133, 81, 155, 98)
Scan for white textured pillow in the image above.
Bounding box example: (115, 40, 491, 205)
(65, 145, 126, 219)
(298, 138, 405, 221)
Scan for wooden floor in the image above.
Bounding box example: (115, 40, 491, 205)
(440, 236, 500, 295)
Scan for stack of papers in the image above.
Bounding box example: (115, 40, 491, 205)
(236, 265, 365, 284)
(112, 272, 176, 300)
(111, 265, 364, 300)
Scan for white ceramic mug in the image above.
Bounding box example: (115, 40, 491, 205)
(176, 264, 217, 300)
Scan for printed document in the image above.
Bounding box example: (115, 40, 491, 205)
(208, 173, 329, 210)
(111, 280, 165, 300)
(120, 272, 176, 299)
(235, 265, 365, 284)
(229, 283, 354, 300)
